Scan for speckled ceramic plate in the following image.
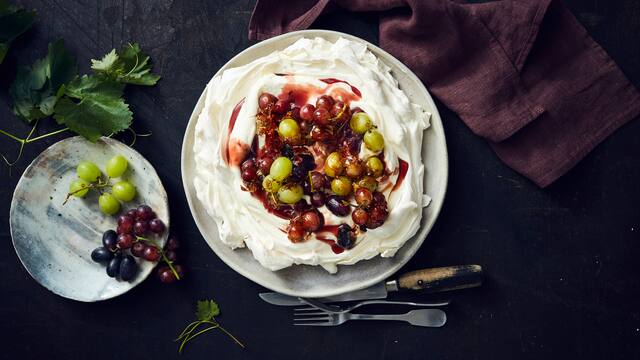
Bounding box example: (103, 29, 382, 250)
(10, 136, 169, 302)
(181, 30, 448, 297)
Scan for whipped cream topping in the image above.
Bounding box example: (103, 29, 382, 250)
(193, 37, 431, 273)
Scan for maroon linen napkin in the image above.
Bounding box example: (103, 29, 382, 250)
(249, 0, 640, 187)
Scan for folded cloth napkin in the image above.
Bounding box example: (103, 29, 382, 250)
(249, 0, 640, 187)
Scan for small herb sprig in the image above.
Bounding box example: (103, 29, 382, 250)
(176, 299, 244, 354)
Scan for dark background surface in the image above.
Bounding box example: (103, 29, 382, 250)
(1, 1, 639, 359)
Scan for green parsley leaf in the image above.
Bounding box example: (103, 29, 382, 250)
(9, 39, 76, 123)
(91, 43, 160, 86)
(0, 0, 36, 64)
(53, 75, 132, 142)
(196, 300, 220, 321)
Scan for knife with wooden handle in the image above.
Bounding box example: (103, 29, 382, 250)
(259, 265, 483, 306)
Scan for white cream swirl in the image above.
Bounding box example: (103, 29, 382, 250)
(193, 37, 431, 273)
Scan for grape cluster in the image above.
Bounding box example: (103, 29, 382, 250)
(68, 155, 137, 215)
(90, 204, 185, 283)
(239, 91, 391, 248)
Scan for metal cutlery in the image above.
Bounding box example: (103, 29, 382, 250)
(296, 297, 450, 314)
(260, 264, 483, 306)
(294, 308, 447, 327)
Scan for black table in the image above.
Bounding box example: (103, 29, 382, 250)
(1, 1, 639, 359)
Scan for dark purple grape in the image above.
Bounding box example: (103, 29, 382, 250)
(291, 107, 301, 120)
(273, 99, 290, 114)
(241, 168, 258, 182)
(91, 247, 113, 263)
(117, 233, 134, 249)
(309, 171, 326, 190)
(119, 255, 138, 281)
(149, 218, 166, 234)
(131, 241, 146, 257)
(336, 224, 355, 249)
(166, 236, 180, 250)
(102, 230, 118, 251)
(106, 252, 123, 278)
(290, 166, 306, 182)
(136, 205, 154, 221)
(134, 221, 149, 236)
(325, 195, 351, 217)
(310, 192, 325, 208)
(126, 208, 137, 218)
(281, 144, 294, 158)
(174, 264, 186, 278)
(164, 250, 178, 262)
(294, 199, 311, 213)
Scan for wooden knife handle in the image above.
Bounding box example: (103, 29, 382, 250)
(396, 265, 483, 293)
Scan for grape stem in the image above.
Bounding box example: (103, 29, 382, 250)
(176, 319, 244, 354)
(62, 177, 112, 205)
(136, 235, 181, 280)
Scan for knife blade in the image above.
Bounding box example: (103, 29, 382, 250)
(259, 264, 483, 306)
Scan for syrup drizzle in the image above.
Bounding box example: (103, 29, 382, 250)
(392, 159, 409, 192)
(319, 78, 362, 98)
(223, 98, 246, 166)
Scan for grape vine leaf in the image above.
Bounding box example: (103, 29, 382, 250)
(9, 39, 76, 122)
(53, 75, 132, 142)
(91, 43, 161, 86)
(196, 300, 220, 321)
(0, 0, 36, 65)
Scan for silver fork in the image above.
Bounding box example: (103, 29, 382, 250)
(294, 308, 447, 327)
(296, 297, 450, 314)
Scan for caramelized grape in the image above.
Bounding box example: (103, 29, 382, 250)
(300, 104, 315, 121)
(301, 210, 323, 231)
(350, 112, 373, 134)
(310, 192, 326, 208)
(258, 93, 277, 110)
(313, 108, 331, 125)
(311, 126, 330, 142)
(262, 175, 281, 193)
(352, 208, 369, 226)
(354, 187, 373, 207)
(278, 183, 304, 204)
(366, 156, 384, 177)
(325, 195, 351, 217)
(363, 129, 385, 152)
(309, 171, 326, 190)
(336, 224, 355, 248)
(324, 152, 343, 177)
(331, 176, 352, 196)
(273, 99, 290, 114)
(278, 118, 300, 140)
(315, 95, 334, 110)
(356, 176, 378, 192)
(287, 223, 305, 242)
(344, 157, 364, 178)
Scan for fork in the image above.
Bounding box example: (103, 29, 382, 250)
(294, 308, 447, 327)
(296, 297, 450, 314)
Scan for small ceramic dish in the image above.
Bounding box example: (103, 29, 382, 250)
(181, 30, 448, 297)
(10, 136, 169, 302)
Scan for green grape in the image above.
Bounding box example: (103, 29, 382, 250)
(277, 183, 303, 204)
(356, 176, 378, 192)
(69, 179, 90, 198)
(105, 155, 128, 178)
(270, 157, 293, 181)
(77, 161, 101, 182)
(350, 112, 373, 134)
(366, 156, 384, 177)
(363, 129, 385, 152)
(98, 193, 121, 215)
(331, 176, 353, 196)
(112, 180, 136, 201)
(262, 175, 281, 193)
(323, 152, 343, 177)
(278, 118, 300, 140)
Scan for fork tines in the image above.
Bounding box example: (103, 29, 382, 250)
(293, 312, 333, 326)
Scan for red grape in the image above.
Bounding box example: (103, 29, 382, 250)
(258, 93, 277, 110)
(313, 108, 330, 125)
(310, 126, 329, 142)
(117, 233, 134, 249)
(287, 223, 305, 242)
(149, 218, 166, 234)
(309, 171, 326, 190)
(143, 246, 161, 262)
(241, 168, 258, 182)
(354, 188, 373, 207)
(241, 159, 256, 172)
(315, 95, 334, 110)
(157, 266, 176, 283)
(166, 236, 180, 250)
(174, 264, 186, 278)
(134, 221, 149, 236)
(301, 210, 323, 232)
(256, 154, 276, 174)
(136, 205, 154, 221)
(352, 208, 369, 225)
(291, 107, 301, 119)
(125, 208, 137, 218)
(131, 241, 146, 257)
(273, 99, 290, 114)
(300, 104, 315, 121)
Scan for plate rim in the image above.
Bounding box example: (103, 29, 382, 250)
(9, 136, 169, 302)
(180, 29, 449, 297)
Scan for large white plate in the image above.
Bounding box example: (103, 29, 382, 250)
(10, 136, 169, 302)
(181, 30, 448, 297)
